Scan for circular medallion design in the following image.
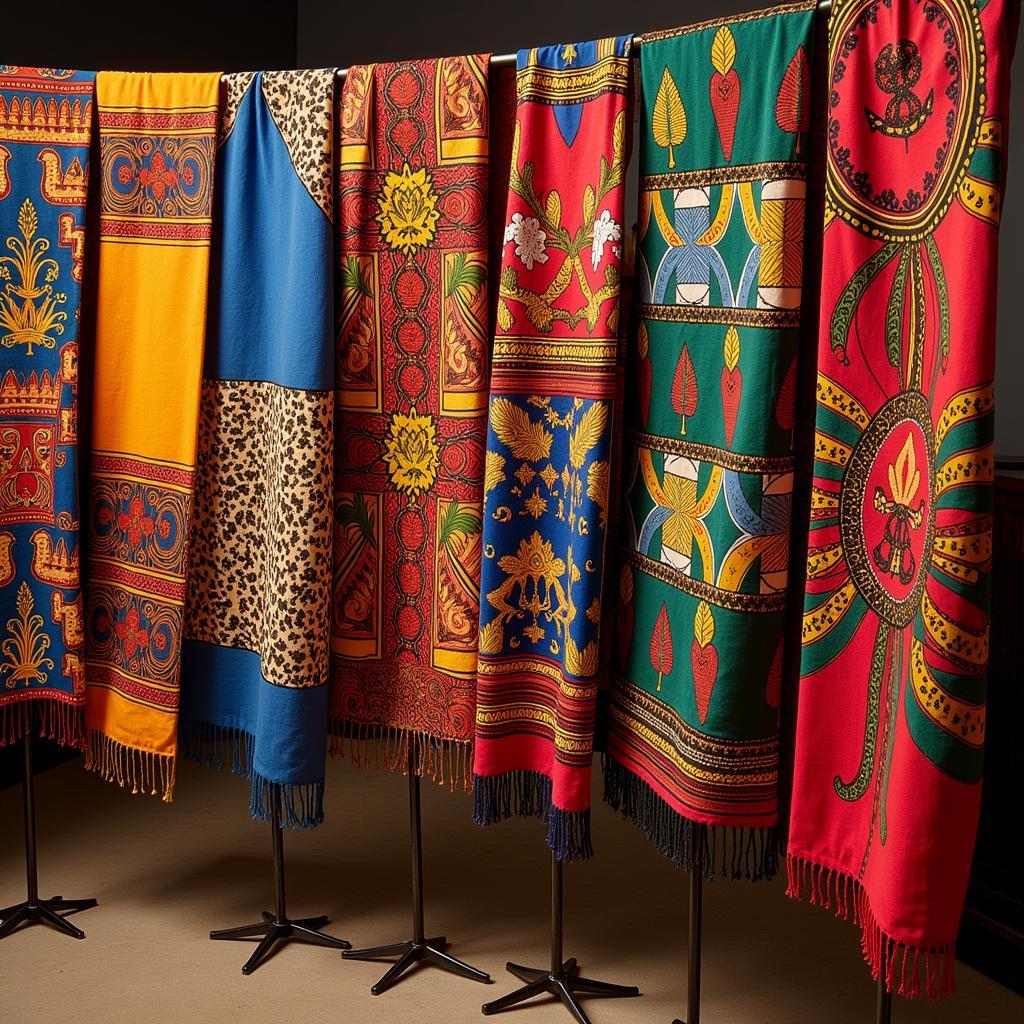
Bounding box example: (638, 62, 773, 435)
(826, 0, 986, 240)
(839, 390, 936, 628)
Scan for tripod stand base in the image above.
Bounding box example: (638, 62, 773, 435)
(211, 910, 350, 975)
(482, 958, 639, 1024)
(0, 896, 97, 941)
(344, 934, 491, 994)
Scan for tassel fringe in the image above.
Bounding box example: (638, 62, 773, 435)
(473, 768, 593, 862)
(84, 729, 175, 802)
(329, 717, 473, 793)
(0, 698, 85, 751)
(602, 754, 779, 881)
(786, 853, 957, 999)
(178, 720, 324, 830)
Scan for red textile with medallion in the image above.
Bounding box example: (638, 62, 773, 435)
(787, 0, 1018, 997)
(330, 58, 491, 786)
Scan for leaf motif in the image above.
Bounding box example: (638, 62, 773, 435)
(723, 325, 740, 372)
(885, 247, 910, 369)
(582, 184, 596, 226)
(649, 602, 674, 676)
(652, 66, 687, 169)
(496, 297, 514, 332)
(338, 493, 377, 547)
(619, 564, 634, 604)
(612, 108, 626, 168)
(586, 459, 609, 528)
(18, 198, 37, 241)
(15, 580, 33, 618)
(545, 189, 561, 229)
(568, 401, 608, 469)
(484, 451, 506, 494)
(439, 501, 482, 548)
(489, 397, 553, 462)
(693, 600, 715, 647)
(636, 320, 649, 359)
(775, 44, 811, 150)
(566, 635, 599, 677)
(341, 256, 372, 297)
(710, 26, 736, 76)
(671, 343, 698, 431)
(479, 616, 504, 655)
(775, 356, 797, 433)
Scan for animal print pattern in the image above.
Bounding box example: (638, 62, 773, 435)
(185, 380, 334, 689)
(219, 72, 255, 146)
(262, 69, 335, 219)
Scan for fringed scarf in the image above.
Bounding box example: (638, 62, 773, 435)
(603, 3, 816, 881)
(330, 57, 491, 787)
(179, 70, 335, 829)
(0, 67, 93, 750)
(473, 37, 632, 861)
(787, 0, 1017, 996)
(84, 72, 219, 801)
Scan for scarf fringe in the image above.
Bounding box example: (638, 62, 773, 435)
(0, 698, 85, 751)
(473, 768, 594, 862)
(329, 717, 473, 793)
(84, 728, 175, 802)
(785, 853, 957, 998)
(177, 720, 324, 830)
(602, 754, 779, 881)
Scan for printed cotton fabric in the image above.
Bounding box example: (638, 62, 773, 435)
(473, 37, 632, 860)
(179, 70, 335, 828)
(330, 57, 491, 786)
(0, 67, 93, 749)
(787, 0, 1017, 996)
(84, 72, 219, 801)
(604, 3, 816, 880)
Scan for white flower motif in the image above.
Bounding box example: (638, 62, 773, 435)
(504, 212, 548, 270)
(591, 209, 622, 271)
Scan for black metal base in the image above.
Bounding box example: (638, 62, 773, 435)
(0, 895, 97, 941)
(211, 910, 351, 975)
(344, 934, 491, 994)
(482, 958, 639, 1024)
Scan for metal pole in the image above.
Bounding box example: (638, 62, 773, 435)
(550, 852, 563, 976)
(687, 857, 703, 1024)
(22, 733, 38, 904)
(409, 742, 425, 945)
(271, 791, 286, 924)
(876, 978, 892, 1024)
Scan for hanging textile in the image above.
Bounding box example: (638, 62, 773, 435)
(330, 57, 491, 786)
(787, 0, 1017, 997)
(0, 68, 93, 748)
(84, 72, 219, 801)
(473, 37, 632, 861)
(603, 4, 816, 879)
(179, 70, 335, 828)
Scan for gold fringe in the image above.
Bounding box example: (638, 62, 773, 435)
(84, 729, 176, 803)
(329, 718, 473, 793)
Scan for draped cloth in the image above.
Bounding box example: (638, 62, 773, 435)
(330, 57, 491, 786)
(84, 73, 219, 801)
(0, 68, 93, 749)
(787, 0, 1017, 996)
(604, 4, 816, 880)
(473, 38, 632, 861)
(179, 70, 335, 828)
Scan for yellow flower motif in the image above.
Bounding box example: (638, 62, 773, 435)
(376, 163, 441, 255)
(384, 407, 440, 499)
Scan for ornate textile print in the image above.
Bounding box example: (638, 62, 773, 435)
(180, 70, 335, 829)
(84, 73, 219, 801)
(473, 37, 632, 860)
(330, 57, 491, 787)
(787, 0, 1017, 997)
(604, 3, 816, 879)
(0, 67, 93, 748)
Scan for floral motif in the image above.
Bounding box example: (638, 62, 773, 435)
(0, 199, 67, 356)
(488, 531, 569, 645)
(376, 163, 440, 255)
(383, 406, 440, 498)
(504, 212, 548, 270)
(591, 208, 622, 271)
(0, 581, 53, 687)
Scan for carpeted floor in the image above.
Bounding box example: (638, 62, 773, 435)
(0, 755, 1020, 1024)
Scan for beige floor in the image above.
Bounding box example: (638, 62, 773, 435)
(0, 756, 1019, 1024)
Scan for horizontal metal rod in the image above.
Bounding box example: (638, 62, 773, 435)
(273, 0, 834, 84)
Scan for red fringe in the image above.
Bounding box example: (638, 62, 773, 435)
(786, 853, 956, 999)
(0, 697, 85, 751)
(329, 718, 473, 793)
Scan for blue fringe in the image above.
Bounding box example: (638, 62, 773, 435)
(178, 720, 325, 830)
(473, 768, 593, 862)
(602, 754, 779, 881)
